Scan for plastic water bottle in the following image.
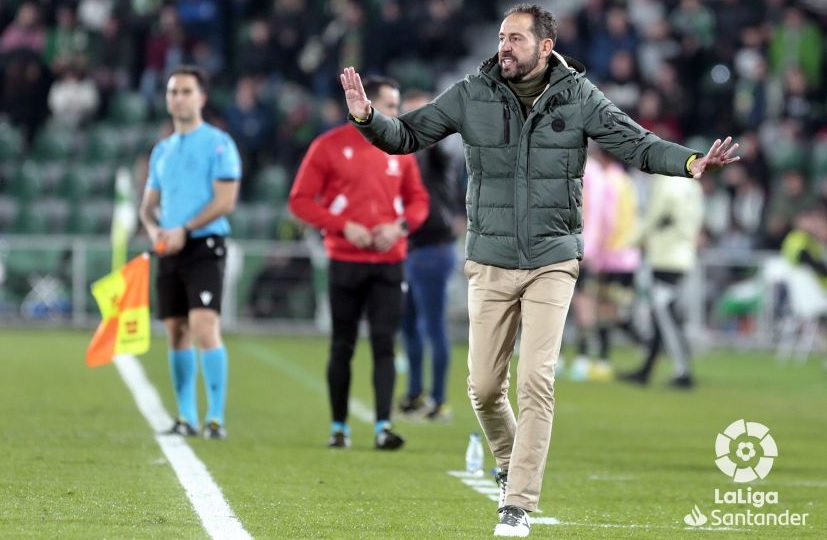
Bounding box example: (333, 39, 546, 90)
(465, 432, 484, 476)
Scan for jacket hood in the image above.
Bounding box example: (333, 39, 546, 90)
(479, 50, 586, 80)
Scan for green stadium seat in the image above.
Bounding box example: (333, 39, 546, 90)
(67, 163, 116, 197)
(13, 202, 49, 234)
(67, 200, 113, 236)
(59, 165, 94, 203)
(0, 122, 24, 161)
(228, 204, 254, 239)
(109, 91, 150, 125)
(84, 124, 122, 164)
(0, 196, 19, 232)
(252, 165, 290, 204)
(231, 203, 276, 240)
(31, 126, 75, 162)
(12, 161, 65, 200)
(31, 198, 70, 234)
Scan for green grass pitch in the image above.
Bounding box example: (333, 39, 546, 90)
(0, 329, 824, 539)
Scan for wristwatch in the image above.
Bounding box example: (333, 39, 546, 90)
(398, 219, 409, 237)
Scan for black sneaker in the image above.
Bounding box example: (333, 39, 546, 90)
(164, 419, 198, 437)
(618, 370, 648, 386)
(203, 421, 227, 440)
(398, 394, 426, 415)
(494, 469, 508, 512)
(669, 375, 695, 389)
(328, 431, 351, 449)
(425, 403, 453, 421)
(493, 505, 530, 537)
(375, 427, 405, 450)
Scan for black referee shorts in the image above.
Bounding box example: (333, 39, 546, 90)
(155, 235, 227, 319)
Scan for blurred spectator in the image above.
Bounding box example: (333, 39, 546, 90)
(764, 169, 811, 249)
(732, 48, 769, 132)
(303, 0, 366, 98)
(669, 0, 716, 50)
(600, 50, 642, 112)
(713, 0, 762, 48)
(363, 0, 415, 76)
(735, 131, 771, 194)
(0, 2, 45, 55)
(175, 0, 224, 54)
(769, 65, 823, 133)
(698, 175, 730, 246)
(89, 14, 135, 115)
(768, 5, 822, 91)
(780, 204, 827, 290)
(270, 0, 315, 86)
(47, 64, 100, 128)
(43, 4, 91, 75)
(139, 5, 188, 106)
(78, 0, 115, 34)
(588, 5, 638, 82)
(554, 13, 587, 61)
(635, 86, 682, 141)
(628, 0, 665, 36)
(0, 49, 51, 142)
(236, 18, 276, 81)
(188, 38, 223, 84)
(224, 76, 273, 189)
(411, 0, 467, 72)
(721, 162, 765, 244)
(637, 17, 681, 83)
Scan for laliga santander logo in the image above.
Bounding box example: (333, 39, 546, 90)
(683, 420, 808, 528)
(714, 419, 778, 483)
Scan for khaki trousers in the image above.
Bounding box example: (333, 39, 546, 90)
(464, 258, 578, 511)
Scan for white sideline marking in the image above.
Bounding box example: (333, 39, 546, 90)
(115, 355, 253, 540)
(449, 470, 740, 531)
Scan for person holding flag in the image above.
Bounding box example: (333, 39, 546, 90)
(138, 65, 242, 440)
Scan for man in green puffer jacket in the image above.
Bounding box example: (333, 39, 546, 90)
(341, 3, 740, 537)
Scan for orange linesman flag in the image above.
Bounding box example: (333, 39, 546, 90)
(86, 253, 151, 367)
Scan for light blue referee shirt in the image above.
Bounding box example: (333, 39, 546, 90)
(147, 122, 242, 238)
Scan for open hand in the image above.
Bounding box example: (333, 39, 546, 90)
(689, 136, 740, 179)
(340, 67, 372, 120)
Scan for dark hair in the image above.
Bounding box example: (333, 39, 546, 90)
(362, 75, 400, 101)
(504, 3, 558, 42)
(168, 65, 209, 93)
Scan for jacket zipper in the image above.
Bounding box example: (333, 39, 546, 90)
(502, 102, 510, 144)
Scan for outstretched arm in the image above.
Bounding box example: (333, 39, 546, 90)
(340, 67, 372, 121)
(688, 137, 740, 179)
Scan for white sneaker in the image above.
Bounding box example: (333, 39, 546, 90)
(569, 355, 591, 381)
(494, 506, 530, 537)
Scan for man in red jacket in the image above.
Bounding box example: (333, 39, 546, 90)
(288, 76, 429, 450)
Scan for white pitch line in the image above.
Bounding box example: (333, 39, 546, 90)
(115, 355, 253, 540)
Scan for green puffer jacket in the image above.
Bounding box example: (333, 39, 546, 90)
(354, 52, 701, 270)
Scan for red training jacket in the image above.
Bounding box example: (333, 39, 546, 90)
(288, 123, 429, 263)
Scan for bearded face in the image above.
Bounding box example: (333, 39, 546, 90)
(498, 13, 549, 82)
(500, 41, 541, 82)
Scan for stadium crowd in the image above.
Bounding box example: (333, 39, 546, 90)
(0, 0, 825, 253)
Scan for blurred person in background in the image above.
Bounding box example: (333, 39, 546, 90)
(781, 203, 827, 290)
(396, 89, 465, 421)
(591, 149, 643, 380)
(619, 172, 704, 389)
(139, 65, 242, 440)
(47, 63, 100, 128)
(288, 76, 429, 451)
(341, 3, 738, 536)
